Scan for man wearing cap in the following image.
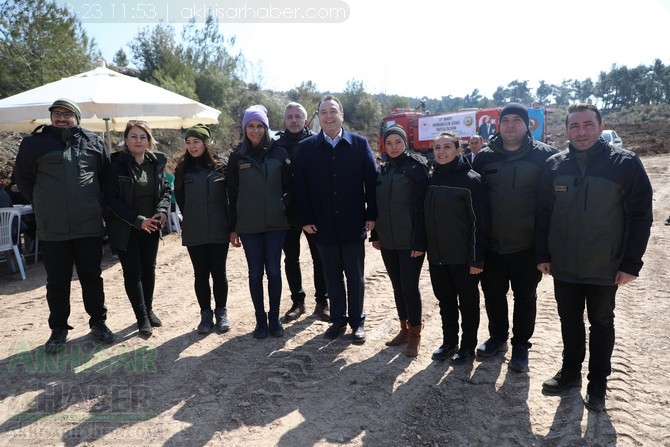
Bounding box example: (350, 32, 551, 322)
(14, 98, 114, 353)
(293, 95, 377, 343)
(471, 103, 557, 372)
(273, 102, 330, 323)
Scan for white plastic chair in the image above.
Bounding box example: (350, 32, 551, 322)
(11, 204, 38, 263)
(0, 207, 26, 280)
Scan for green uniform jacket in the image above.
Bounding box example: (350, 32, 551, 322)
(104, 149, 171, 251)
(535, 139, 653, 284)
(472, 132, 557, 254)
(227, 143, 290, 234)
(424, 155, 488, 267)
(175, 163, 230, 247)
(14, 125, 109, 241)
(371, 151, 428, 251)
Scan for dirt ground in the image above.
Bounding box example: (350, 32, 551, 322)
(1, 153, 669, 447)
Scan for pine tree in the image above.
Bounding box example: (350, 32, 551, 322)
(0, 0, 99, 97)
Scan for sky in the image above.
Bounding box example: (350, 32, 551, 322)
(81, 0, 670, 100)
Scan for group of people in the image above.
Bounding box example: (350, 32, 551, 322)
(373, 102, 653, 414)
(12, 97, 653, 414)
(10, 95, 374, 351)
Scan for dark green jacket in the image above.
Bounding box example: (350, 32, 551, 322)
(472, 133, 557, 254)
(371, 151, 429, 251)
(535, 139, 653, 284)
(227, 143, 290, 234)
(104, 149, 171, 250)
(14, 125, 109, 241)
(175, 163, 230, 247)
(424, 156, 488, 267)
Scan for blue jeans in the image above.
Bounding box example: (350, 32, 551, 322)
(240, 230, 286, 315)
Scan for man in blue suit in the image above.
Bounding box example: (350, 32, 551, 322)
(293, 95, 378, 343)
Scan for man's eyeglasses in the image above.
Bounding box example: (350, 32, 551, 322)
(51, 111, 76, 119)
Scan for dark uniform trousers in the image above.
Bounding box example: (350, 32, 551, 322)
(41, 237, 107, 330)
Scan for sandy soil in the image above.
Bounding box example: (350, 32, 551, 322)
(1, 154, 669, 447)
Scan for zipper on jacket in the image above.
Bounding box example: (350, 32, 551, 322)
(467, 196, 478, 265)
(388, 177, 396, 245)
(428, 191, 445, 262)
(583, 183, 589, 211)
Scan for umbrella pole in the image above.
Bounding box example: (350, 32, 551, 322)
(103, 118, 111, 152)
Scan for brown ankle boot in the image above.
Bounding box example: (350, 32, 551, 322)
(386, 319, 408, 346)
(405, 323, 423, 357)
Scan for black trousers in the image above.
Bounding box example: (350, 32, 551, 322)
(554, 279, 616, 384)
(480, 249, 541, 348)
(317, 241, 365, 329)
(116, 229, 159, 314)
(187, 243, 230, 311)
(282, 227, 328, 306)
(380, 248, 424, 327)
(41, 237, 106, 330)
(429, 263, 480, 351)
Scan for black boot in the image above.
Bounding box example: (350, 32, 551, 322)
(129, 296, 152, 336)
(137, 317, 153, 336)
(197, 309, 214, 334)
(215, 307, 231, 333)
(144, 295, 162, 327)
(147, 310, 162, 327)
(253, 312, 268, 339)
(268, 312, 284, 337)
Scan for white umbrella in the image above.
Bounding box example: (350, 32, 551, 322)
(0, 62, 221, 147)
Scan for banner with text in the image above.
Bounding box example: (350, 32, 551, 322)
(418, 111, 477, 141)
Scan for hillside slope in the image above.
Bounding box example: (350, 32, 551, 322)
(1, 107, 668, 168)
